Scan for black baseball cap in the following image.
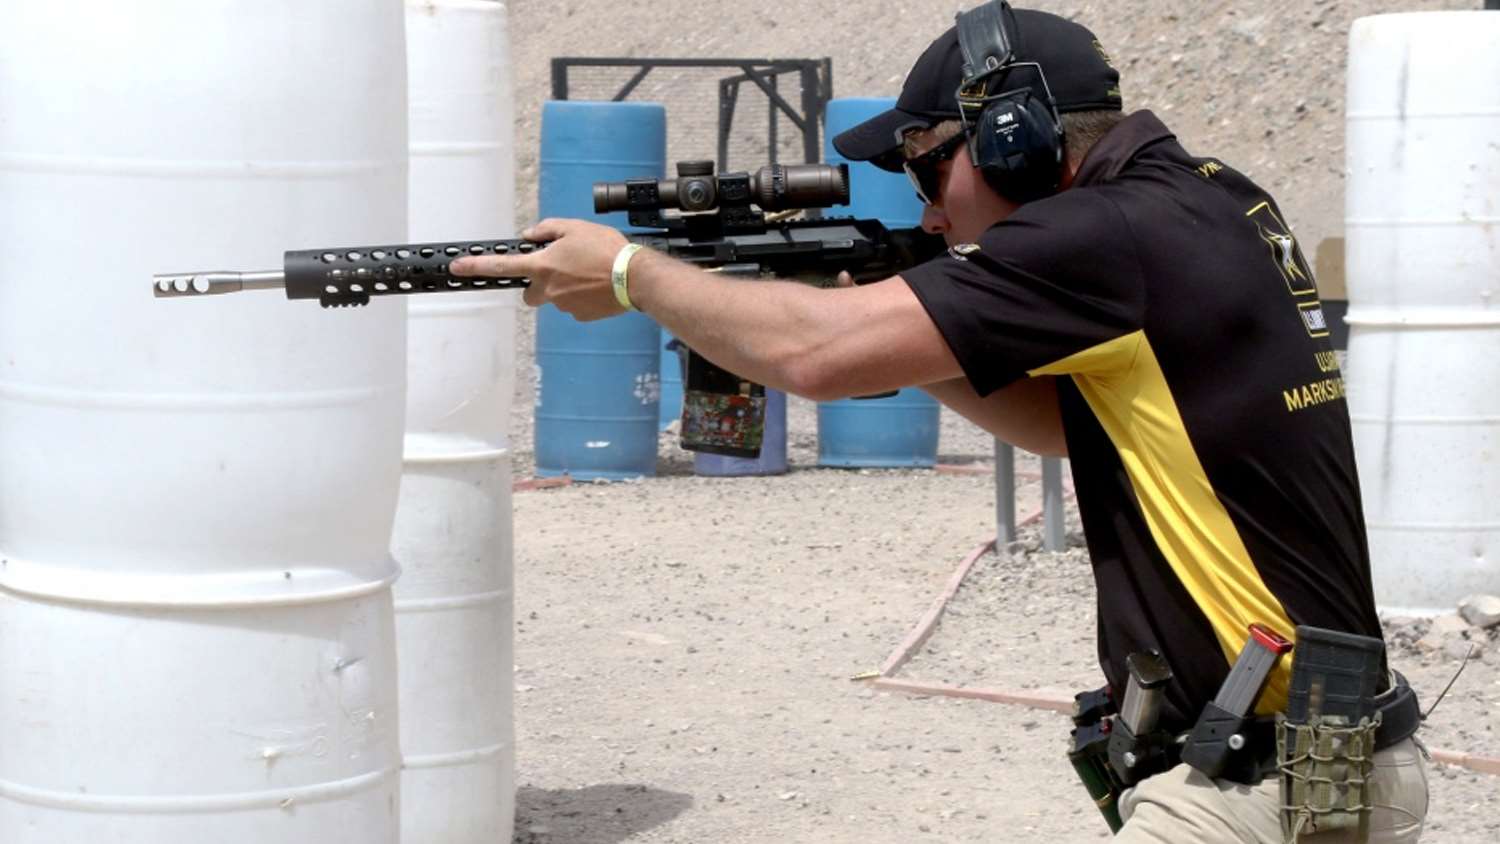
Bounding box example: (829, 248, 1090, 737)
(832, 6, 1123, 172)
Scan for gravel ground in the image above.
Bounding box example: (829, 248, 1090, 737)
(500, 2, 1498, 841)
(511, 450, 1499, 842)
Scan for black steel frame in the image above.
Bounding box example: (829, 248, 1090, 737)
(550, 57, 834, 169)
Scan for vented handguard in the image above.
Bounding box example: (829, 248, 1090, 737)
(287, 239, 541, 307)
(153, 237, 544, 307)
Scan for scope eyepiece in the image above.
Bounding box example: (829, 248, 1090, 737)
(593, 161, 849, 215)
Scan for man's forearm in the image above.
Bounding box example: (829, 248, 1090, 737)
(627, 249, 820, 393)
(922, 376, 1068, 457)
(627, 248, 960, 401)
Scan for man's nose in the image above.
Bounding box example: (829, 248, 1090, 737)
(921, 203, 948, 235)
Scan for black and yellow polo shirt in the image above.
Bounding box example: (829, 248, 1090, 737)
(902, 110, 1381, 731)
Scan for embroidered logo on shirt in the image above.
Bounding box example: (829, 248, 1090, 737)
(1245, 202, 1315, 298)
(1297, 301, 1329, 338)
(948, 243, 981, 261)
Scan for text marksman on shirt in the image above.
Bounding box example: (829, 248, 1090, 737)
(1284, 376, 1347, 412)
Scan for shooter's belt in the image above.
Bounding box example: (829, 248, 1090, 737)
(1174, 672, 1421, 786)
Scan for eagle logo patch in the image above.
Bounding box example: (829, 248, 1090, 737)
(1246, 202, 1316, 297)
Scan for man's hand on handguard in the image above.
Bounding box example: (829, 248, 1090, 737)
(449, 218, 628, 321)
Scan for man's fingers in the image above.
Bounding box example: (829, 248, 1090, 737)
(452, 217, 576, 277)
(521, 282, 545, 308)
(522, 218, 570, 242)
(449, 252, 538, 279)
(835, 270, 855, 288)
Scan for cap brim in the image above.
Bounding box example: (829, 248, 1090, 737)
(831, 107, 934, 173)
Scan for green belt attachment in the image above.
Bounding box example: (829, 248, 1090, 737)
(1277, 712, 1381, 841)
(1276, 625, 1389, 844)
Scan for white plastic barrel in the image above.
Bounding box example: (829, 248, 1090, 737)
(1345, 11, 1500, 615)
(395, 2, 517, 841)
(0, 3, 409, 842)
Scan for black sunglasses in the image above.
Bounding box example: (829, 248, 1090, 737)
(902, 131, 969, 206)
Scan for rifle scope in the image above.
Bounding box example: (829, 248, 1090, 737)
(593, 160, 849, 215)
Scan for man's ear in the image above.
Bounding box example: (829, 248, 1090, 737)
(1058, 154, 1082, 190)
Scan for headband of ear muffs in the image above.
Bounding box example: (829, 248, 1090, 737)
(954, 1, 1066, 203)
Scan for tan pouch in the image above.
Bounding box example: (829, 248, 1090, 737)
(1277, 712, 1381, 842)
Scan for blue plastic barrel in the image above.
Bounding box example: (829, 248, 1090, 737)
(827, 98, 926, 231)
(818, 387, 939, 467)
(693, 388, 789, 476)
(535, 101, 665, 480)
(659, 327, 683, 431)
(818, 97, 941, 467)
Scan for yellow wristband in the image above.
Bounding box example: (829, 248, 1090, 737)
(611, 243, 645, 311)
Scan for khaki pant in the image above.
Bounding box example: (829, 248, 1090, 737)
(1114, 738, 1428, 843)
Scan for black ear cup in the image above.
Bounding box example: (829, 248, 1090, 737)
(968, 89, 1064, 203)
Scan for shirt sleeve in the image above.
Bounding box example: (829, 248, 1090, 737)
(901, 189, 1146, 396)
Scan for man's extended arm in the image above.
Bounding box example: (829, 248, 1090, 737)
(450, 218, 1068, 450)
(631, 248, 1068, 453)
(452, 218, 965, 402)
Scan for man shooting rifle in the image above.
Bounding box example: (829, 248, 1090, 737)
(451, 4, 1429, 840)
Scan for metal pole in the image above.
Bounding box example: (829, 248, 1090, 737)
(718, 78, 739, 171)
(767, 73, 779, 164)
(800, 62, 822, 164)
(550, 58, 569, 100)
(1042, 456, 1065, 551)
(733, 65, 809, 134)
(612, 66, 653, 101)
(995, 439, 1016, 545)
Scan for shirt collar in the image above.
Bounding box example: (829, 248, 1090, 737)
(1070, 110, 1176, 188)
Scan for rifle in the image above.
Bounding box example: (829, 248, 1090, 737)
(152, 161, 946, 457)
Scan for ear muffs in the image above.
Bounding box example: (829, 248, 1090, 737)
(966, 86, 1064, 203)
(954, 1, 1065, 203)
